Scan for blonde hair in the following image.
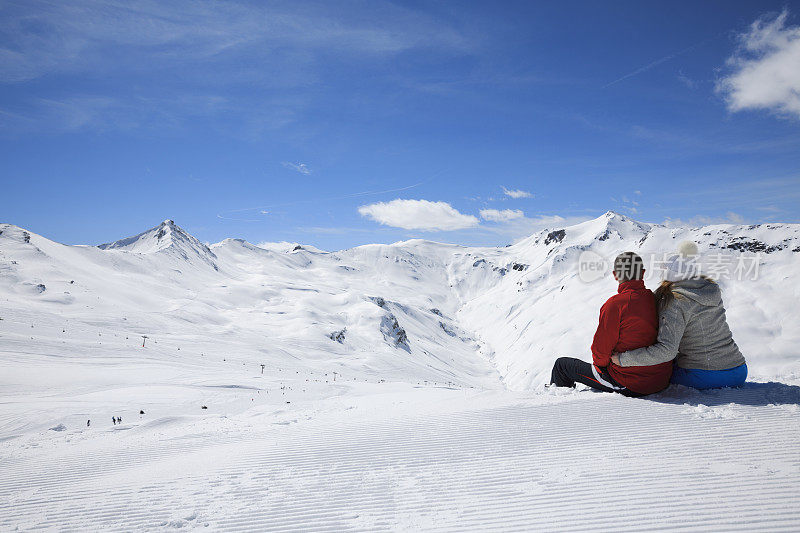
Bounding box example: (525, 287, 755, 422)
(654, 276, 715, 310)
(654, 281, 676, 310)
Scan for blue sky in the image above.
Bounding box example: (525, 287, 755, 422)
(1, 0, 799, 249)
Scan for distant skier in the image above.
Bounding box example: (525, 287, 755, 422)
(112, 416, 116, 425)
(87, 419, 91, 427)
(550, 252, 672, 396)
(612, 242, 747, 389)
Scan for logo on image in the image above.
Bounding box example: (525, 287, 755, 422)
(578, 250, 609, 283)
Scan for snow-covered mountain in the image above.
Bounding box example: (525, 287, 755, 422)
(98, 219, 220, 270)
(2, 211, 799, 395)
(3, 212, 800, 531)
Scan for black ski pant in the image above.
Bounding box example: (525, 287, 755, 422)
(550, 357, 641, 397)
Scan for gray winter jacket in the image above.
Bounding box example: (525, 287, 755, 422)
(618, 278, 746, 371)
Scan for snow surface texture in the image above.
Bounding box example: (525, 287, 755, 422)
(1, 212, 799, 530)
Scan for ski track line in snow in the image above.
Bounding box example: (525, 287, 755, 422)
(1, 394, 799, 531)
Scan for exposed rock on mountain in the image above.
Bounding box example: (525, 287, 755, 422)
(2, 211, 799, 390)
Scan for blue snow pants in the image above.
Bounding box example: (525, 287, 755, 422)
(670, 363, 748, 389)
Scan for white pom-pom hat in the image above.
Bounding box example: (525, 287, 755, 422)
(676, 240, 698, 257)
(663, 240, 700, 282)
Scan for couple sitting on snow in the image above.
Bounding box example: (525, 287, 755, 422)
(550, 243, 748, 397)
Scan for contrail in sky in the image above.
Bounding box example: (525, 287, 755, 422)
(601, 38, 712, 89)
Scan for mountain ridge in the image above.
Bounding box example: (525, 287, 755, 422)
(2, 212, 799, 390)
(6, 210, 800, 257)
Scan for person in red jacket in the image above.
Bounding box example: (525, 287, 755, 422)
(550, 252, 672, 396)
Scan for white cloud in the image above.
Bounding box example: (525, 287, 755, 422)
(358, 199, 478, 231)
(502, 187, 533, 199)
(727, 211, 746, 224)
(717, 10, 800, 119)
(282, 162, 311, 175)
(480, 208, 524, 222)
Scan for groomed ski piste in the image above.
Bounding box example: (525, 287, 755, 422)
(1, 212, 799, 531)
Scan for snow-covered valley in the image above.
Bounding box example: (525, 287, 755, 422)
(1, 212, 799, 530)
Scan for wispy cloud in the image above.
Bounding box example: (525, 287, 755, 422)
(609, 193, 640, 216)
(677, 70, 696, 89)
(662, 212, 746, 227)
(666, 176, 800, 210)
(358, 199, 479, 231)
(0, 91, 301, 137)
(0, 1, 473, 135)
(501, 187, 533, 199)
(476, 214, 592, 244)
(282, 162, 312, 175)
(717, 10, 800, 119)
(0, 0, 470, 83)
(480, 208, 524, 222)
(650, 175, 800, 225)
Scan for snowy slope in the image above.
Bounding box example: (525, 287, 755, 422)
(2, 212, 800, 408)
(1, 384, 799, 531)
(1, 213, 799, 530)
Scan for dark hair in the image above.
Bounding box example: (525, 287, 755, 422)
(613, 252, 645, 281)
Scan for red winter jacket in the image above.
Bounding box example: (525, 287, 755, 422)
(591, 279, 672, 395)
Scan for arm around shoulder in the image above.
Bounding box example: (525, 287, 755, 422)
(618, 300, 688, 367)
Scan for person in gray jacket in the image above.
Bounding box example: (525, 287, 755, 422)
(611, 242, 747, 389)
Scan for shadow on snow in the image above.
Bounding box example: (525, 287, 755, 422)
(644, 381, 800, 408)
